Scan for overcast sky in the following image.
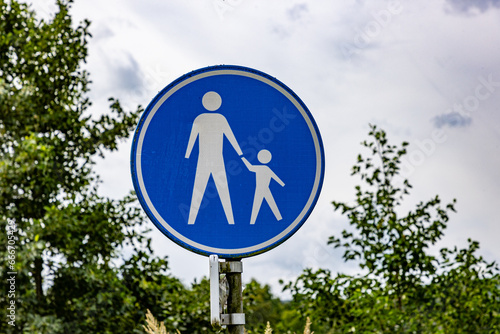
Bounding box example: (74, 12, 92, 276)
(31, 0, 500, 297)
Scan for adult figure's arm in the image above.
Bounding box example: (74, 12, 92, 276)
(185, 118, 200, 159)
(222, 117, 243, 156)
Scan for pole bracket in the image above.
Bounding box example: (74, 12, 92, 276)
(221, 313, 245, 325)
(219, 260, 243, 273)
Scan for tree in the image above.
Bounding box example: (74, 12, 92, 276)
(285, 124, 500, 333)
(0, 0, 141, 331)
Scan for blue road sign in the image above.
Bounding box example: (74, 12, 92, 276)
(131, 65, 324, 258)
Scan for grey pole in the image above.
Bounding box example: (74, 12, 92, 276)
(224, 259, 244, 334)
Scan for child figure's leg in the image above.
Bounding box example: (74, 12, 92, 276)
(250, 192, 264, 225)
(265, 191, 282, 221)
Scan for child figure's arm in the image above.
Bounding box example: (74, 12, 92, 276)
(241, 157, 255, 171)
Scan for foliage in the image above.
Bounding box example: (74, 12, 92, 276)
(243, 279, 306, 334)
(244, 279, 284, 333)
(284, 124, 500, 333)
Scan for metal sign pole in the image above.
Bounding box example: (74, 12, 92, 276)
(225, 259, 244, 334)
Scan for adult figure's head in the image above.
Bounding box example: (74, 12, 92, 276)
(202, 91, 222, 111)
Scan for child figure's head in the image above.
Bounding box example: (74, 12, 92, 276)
(257, 149, 272, 164)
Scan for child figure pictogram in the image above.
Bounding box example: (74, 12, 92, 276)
(241, 150, 285, 225)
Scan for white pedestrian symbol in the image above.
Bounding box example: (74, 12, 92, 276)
(185, 91, 243, 225)
(185, 91, 285, 225)
(242, 150, 285, 225)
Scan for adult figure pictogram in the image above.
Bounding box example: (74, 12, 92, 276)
(185, 91, 243, 225)
(242, 149, 285, 225)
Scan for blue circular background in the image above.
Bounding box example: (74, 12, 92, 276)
(131, 65, 324, 258)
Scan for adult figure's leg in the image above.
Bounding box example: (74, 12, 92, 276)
(187, 167, 211, 225)
(213, 167, 235, 225)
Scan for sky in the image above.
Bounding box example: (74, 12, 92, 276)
(30, 0, 500, 297)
